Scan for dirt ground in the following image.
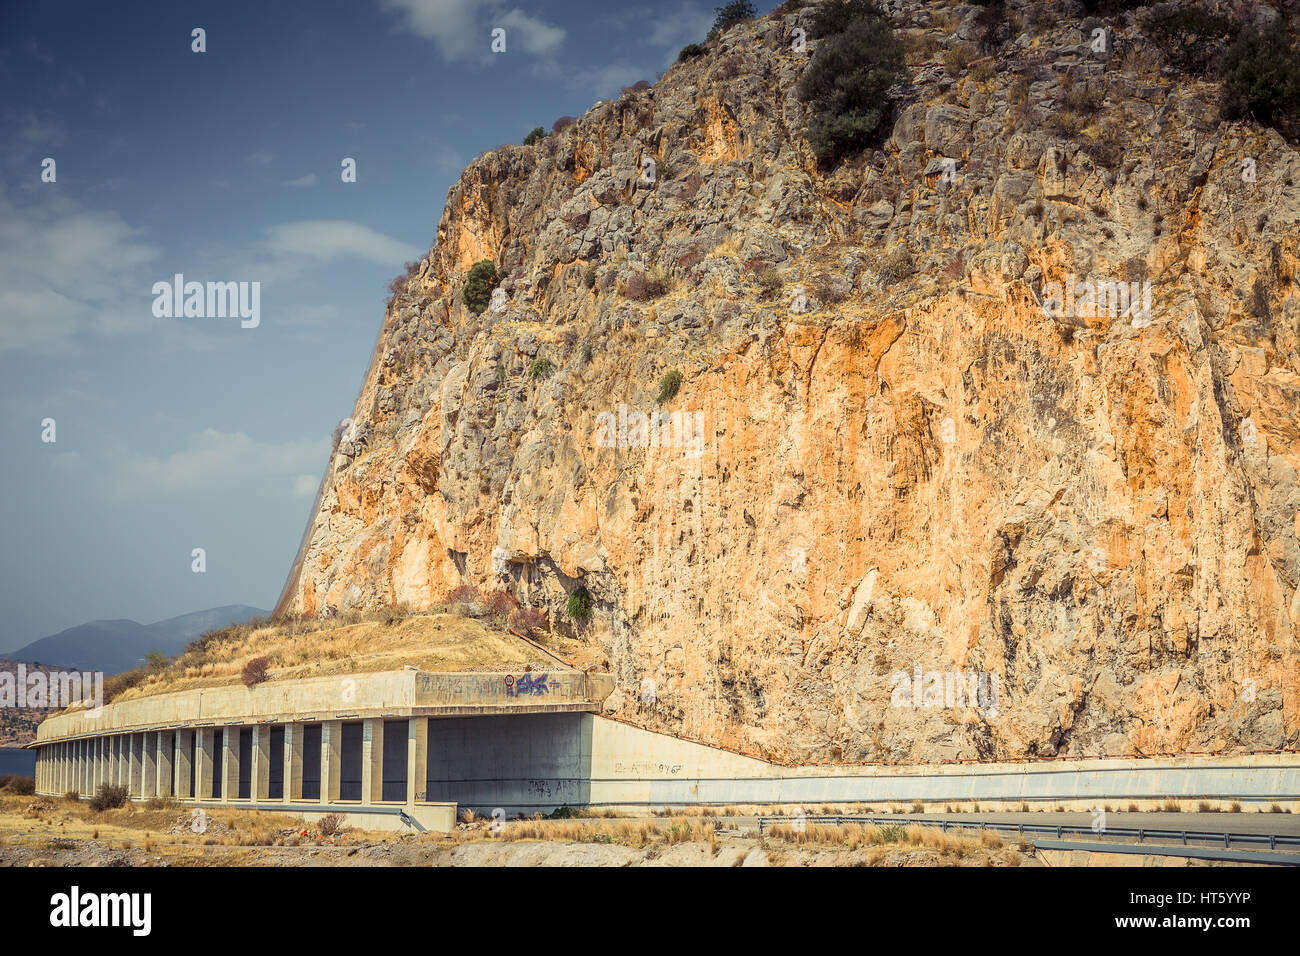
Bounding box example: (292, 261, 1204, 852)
(0, 793, 1035, 867)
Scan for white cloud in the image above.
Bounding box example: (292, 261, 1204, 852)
(247, 150, 275, 167)
(497, 8, 565, 56)
(283, 173, 318, 187)
(0, 191, 159, 354)
(292, 474, 319, 497)
(646, 2, 715, 54)
(379, 0, 566, 62)
(113, 429, 328, 497)
(262, 220, 422, 268)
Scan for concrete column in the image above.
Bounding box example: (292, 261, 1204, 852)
(361, 718, 383, 805)
(115, 735, 125, 787)
(77, 739, 86, 795)
(141, 733, 157, 799)
(320, 720, 342, 804)
(129, 733, 143, 797)
(221, 727, 239, 802)
(284, 723, 303, 802)
(156, 731, 173, 798)
(174, 731, 193, 799)
(407, 717, 428, 805)
(93, 737, 104, 793)
(252, 725, 271, 802)
(195, 729, 214, 799)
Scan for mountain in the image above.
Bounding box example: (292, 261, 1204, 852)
(274, 1, 1300, 762)
(7, 605, 269, 675)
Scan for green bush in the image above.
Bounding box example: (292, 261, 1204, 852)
(678, 42, 706, 62)
(796, 6, 907, 166)
(1219, 28, 1300, 136)
(528, 357, 555, 380)
(808, 0, 885, 39)
(566, 586, 593, 622)
(462, 260, 501, 314)
(657, 369, 683, 405)
(89, 783, 129, 812)
(708, 1, 756, 40)
(523, 126, 546, 146)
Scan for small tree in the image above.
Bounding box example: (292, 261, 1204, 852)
(462, 259, 500, 314)
(528, 357, 555, 380)
(796, 6, 907, 166)
(143, 649, 168, 674)
(241, 656, 270, 688)
(709, 1, 756, 40)
(523, 126, 546, 145)
(1219, 28, 1300, 136)
(678, 43, 706, 62)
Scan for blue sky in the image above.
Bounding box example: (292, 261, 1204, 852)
(0, 0, 741, 650)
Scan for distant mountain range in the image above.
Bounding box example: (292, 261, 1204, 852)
(4, 605, 269, 675)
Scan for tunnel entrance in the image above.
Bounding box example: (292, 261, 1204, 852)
(268, 725, 285, 800)
(237, 728, 252, 799)
(301, 724, 321, 800)
(339, 721, 363, 801)
(382, 720, 407, 802)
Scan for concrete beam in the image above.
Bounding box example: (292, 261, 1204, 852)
(129, 734, 143, 797)
(156, 731, 173, 798)
(222, 727, 239, 802)
(195, 729, 214, 800)
(141, 733, 157, 799)
(284, 723, 303, 802)
(321, 720, 342, 804)
(361, 718, 383, 805)
(252, 725, 271, 802)
(174, 731, 192, 799)
(408, 717, 428, 806)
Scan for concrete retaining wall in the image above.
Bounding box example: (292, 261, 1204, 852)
(423, 714, 1300, 814)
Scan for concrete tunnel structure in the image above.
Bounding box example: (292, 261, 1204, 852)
(29, 667, 1300, 830)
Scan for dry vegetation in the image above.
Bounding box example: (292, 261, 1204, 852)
(97, 608, 603, 705)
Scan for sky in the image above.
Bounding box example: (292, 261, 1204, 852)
(0, 0, 744, 651)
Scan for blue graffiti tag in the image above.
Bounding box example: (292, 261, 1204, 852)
(507, 672, 553, 697)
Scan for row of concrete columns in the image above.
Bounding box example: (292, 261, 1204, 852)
(35, 717, 431, 807)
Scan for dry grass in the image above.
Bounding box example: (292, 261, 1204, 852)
(100, 611, 596, 704)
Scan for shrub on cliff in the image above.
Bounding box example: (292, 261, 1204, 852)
(565, 586, 593, 622)
(657, 369, 683, 405)
(523, 126, 546, 145)
(241, 656, 270, 688)
(677, 42, 706, 62)
(528, 357, 555, 380)
(1219, 27, 1300, 137)
(708, 1, 756, 41)
(461, 259, 500, 314)
(1144, 5, 1237, 77)
(796, 3, 907, 166)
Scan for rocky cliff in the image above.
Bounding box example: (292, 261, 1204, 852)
(276, 1, 1300, 762)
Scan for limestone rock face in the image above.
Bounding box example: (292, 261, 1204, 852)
(278, 2, 1300, 762)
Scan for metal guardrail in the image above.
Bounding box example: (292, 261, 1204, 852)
(754, 815, 1300, 853)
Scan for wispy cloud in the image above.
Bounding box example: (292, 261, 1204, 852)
(379, 0, 566, 63)
(262, 220, 421, 267)
(112, 428, 328, 497)
(283, 173, 318, 187)
(0, 191, 158, 354)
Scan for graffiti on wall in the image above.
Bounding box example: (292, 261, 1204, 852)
(505, 672, 557, 697)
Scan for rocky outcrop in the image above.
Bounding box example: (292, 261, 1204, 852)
(277, 1, 1300, 762)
